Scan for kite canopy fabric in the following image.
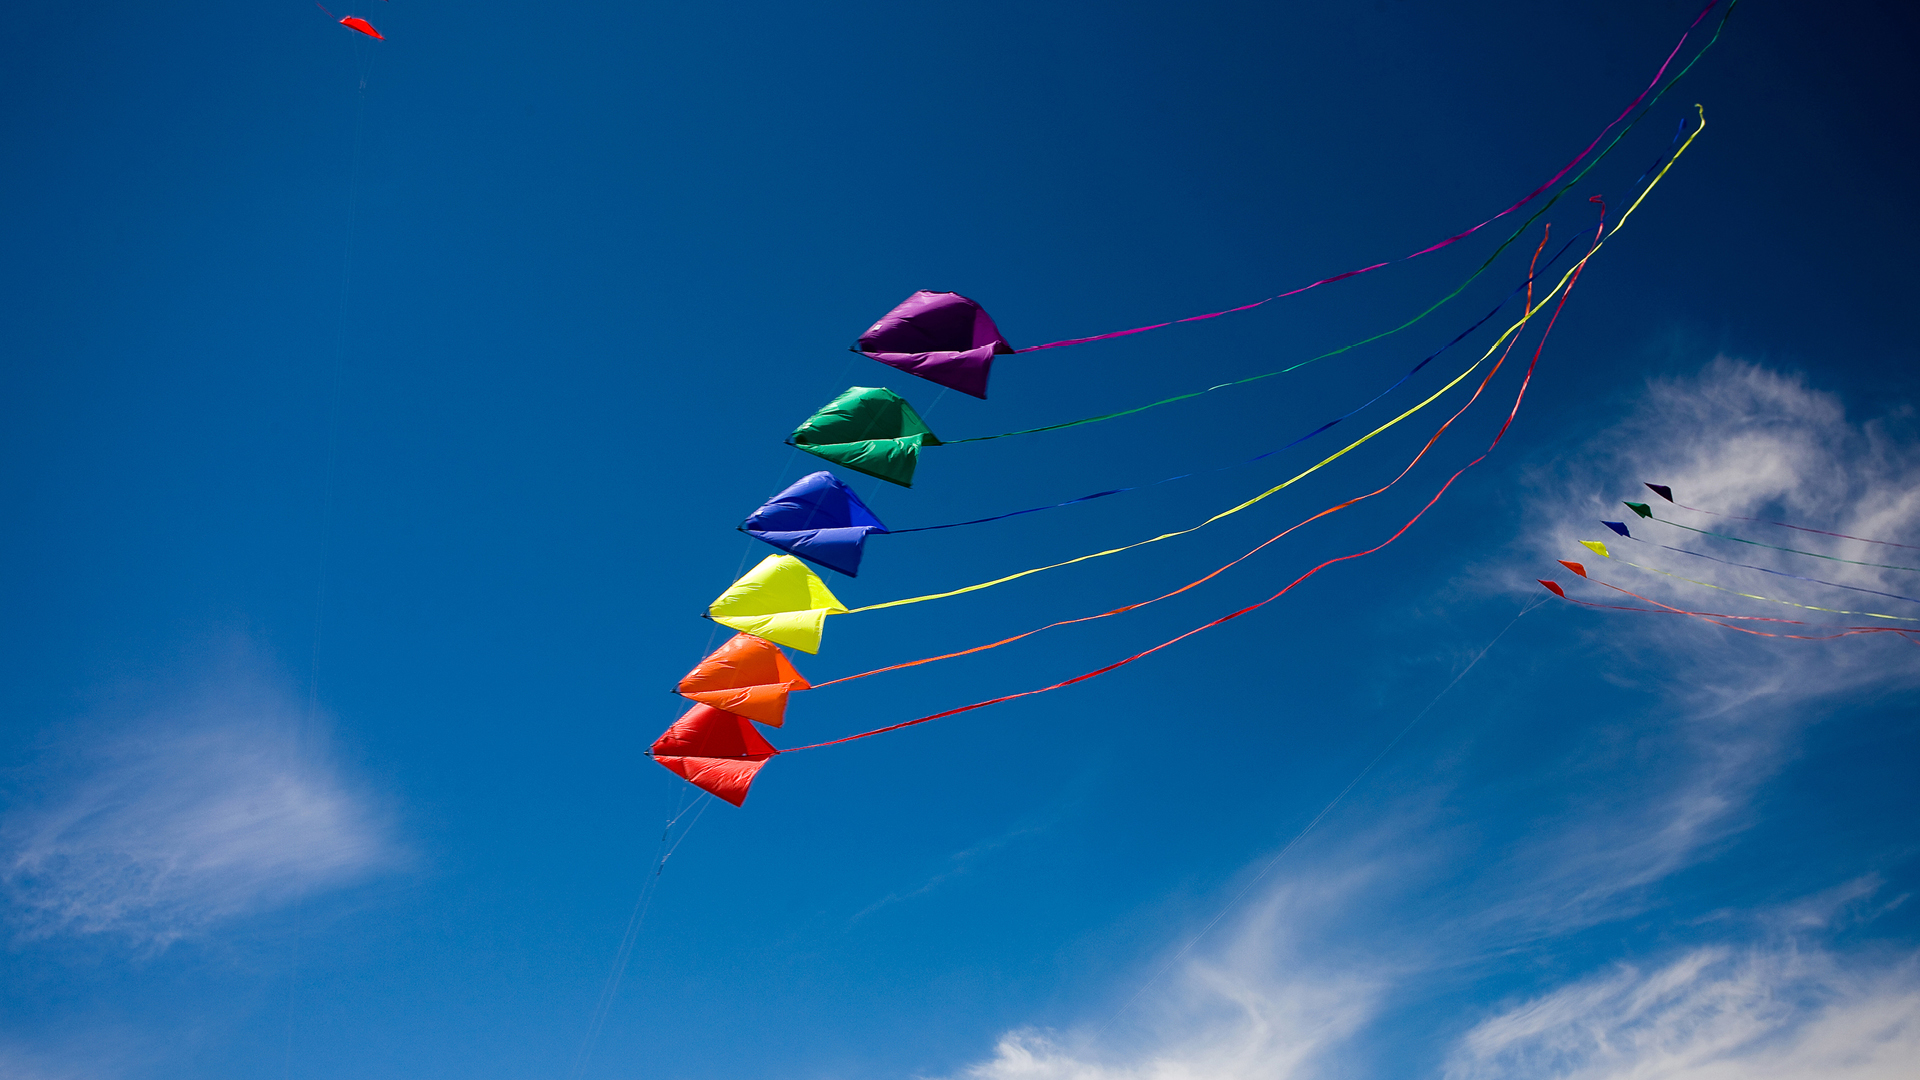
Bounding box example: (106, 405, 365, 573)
(856, 291, 1013, 399)
(339, 16, 383, 38)
(706, 554, 848, 654)
(742, 471, 889, 577)
(676, 633, 810, 727)
(651, 704, 776, 806)
(790, 387, 942, 487)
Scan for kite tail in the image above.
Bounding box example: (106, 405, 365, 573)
(787, 227, 1597, 753)
(1008, 1, 1723, 355)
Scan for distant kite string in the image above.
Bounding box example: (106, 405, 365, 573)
(1643, 482, 1920, 550)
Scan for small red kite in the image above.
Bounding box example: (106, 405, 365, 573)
(340, 16, 384, 39)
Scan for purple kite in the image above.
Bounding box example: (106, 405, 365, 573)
(856, 290, 1013, 399)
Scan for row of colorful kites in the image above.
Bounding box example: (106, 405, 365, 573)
(1540, 483, 1920, 642)
(646, 1, 1750, 806)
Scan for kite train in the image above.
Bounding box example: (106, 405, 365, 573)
(645, 1, 1740, 805)
(1538, 482, 1920, 640)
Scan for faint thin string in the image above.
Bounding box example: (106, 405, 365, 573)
(1092, 595, 1547, 1038)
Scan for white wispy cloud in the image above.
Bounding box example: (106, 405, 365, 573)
(939, 359, 1920, 1080)
(1447, 928, 1920, 1079)
(1514, 357, 1920, 714)
(948, 868, 1389, 1080)
(2, 657, 400, 948)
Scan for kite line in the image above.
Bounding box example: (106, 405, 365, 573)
(1643, 483, 1920, 550)
(1594, 532, 1920, 607)
(1622, 503, 1920, 572)
(1568, 545, 1920, 622)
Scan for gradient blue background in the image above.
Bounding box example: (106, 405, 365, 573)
(3, 1, 1917, 1077)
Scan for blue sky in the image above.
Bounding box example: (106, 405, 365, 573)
(3, 1, 1918, 1078)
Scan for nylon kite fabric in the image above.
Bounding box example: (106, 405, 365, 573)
(856, 291, 1013, 399)
(789, 387, 942, 487)
(650, 704, 777, 806)
(706, 554, 848, 654)
(742, 471, 889, 577)
(676, 633, 811, 727)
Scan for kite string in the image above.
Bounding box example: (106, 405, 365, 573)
(1616, 535, 1920, 611)
(568, 793, 713, 1079)
(1092, 592, 1548, 1035)
(812, 224, 1566, 690)
(1651, 489, 1920, 550)
(948, 1, 1737, 447)
(1009, 2, 1722, 355)
(1596, 550, 1920, 621)
(285, 47, 375, 1080)
(788, 235, 1592, 753)
(1605, 530, 1920, 614)
(1643, 512, 1920, 572)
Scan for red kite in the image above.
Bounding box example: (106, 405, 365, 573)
(651, 704, 776, 806)
(340, 16, 384, 38)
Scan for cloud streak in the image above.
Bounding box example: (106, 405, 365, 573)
(2, 661, 400, 948)
(939, 358, 1920, 1080)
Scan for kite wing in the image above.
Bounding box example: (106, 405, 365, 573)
(790, 387, 941, 488)
(676, 632, 810, 727)
(651, 704, 776, 806)
(339, 16, 384, 38)
(742, 471, 889, 577)
(706, 554, 848, 654)
(856, 290, 1012, 399)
